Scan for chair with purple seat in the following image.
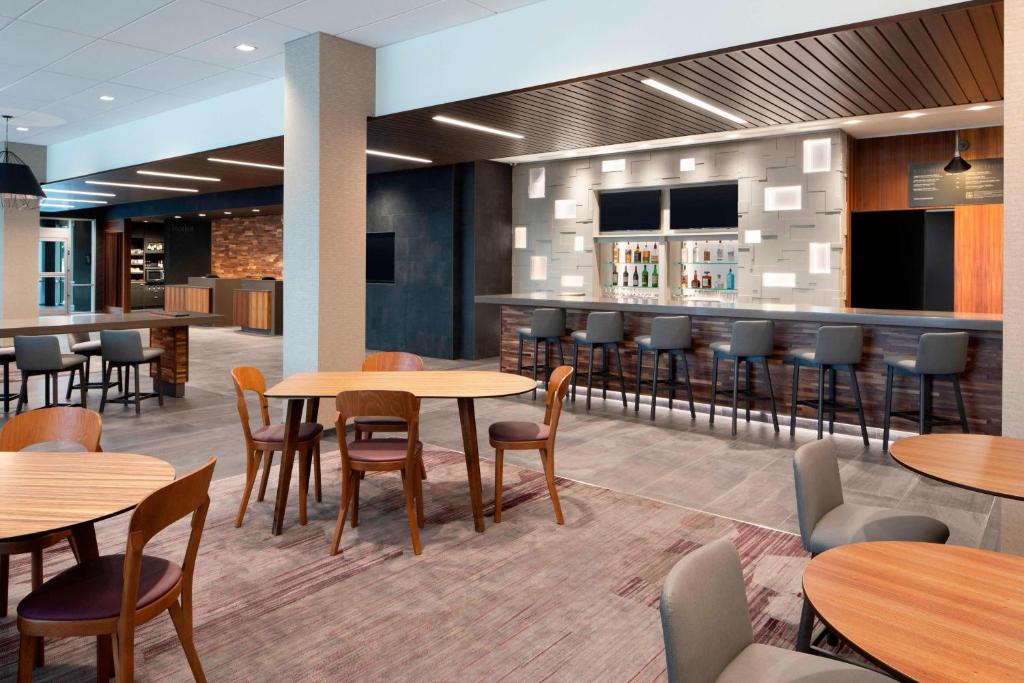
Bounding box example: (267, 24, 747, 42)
(16, 458, 215, 682)
(488, 365, 573, 525)
(231, 366, 323, 528)
(353, 351, 424, 440)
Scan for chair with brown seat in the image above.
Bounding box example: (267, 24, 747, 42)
(231, 367, 323, 528)
(488, 365, 573, 525)
(16, 458, 215, 683)
(332, 390, 425, 556)
(0, 406, 102, 668)
(354, 352, 424, 440)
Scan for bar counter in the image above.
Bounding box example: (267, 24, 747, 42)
(476, 293, 1003, 435)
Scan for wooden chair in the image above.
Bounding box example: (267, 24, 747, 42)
(488, 365, 573, 524)
(16, 459, 216, 683)
(332, 390, 425, 556)
(0, 406, 103, 668)
(231, 367, 323, 528)
(354, 352, 424, 440)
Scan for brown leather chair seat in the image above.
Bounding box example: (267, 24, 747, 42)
(253, 421, 323, 443)
(345, 438, 423, 463)
(18, 555, 181, 622)
(488, 421, 550, 442)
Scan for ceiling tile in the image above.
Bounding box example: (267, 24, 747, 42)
(0, 62, 35, 89)
(268, 0, 430, 34)
(0, 92, 48, 112)
(51, 81, 157, 118)
(47, 40, 166, 81)
(89, 91, 194, 127)
(0, 20, 94, 68)
(205, 0, 304, 16)
(20, 0, 174, 38)
(342, 0, 490, 48)
(0, 1, 43, 17)
(167, 69, 269, 101)
(112, 55, 226, 90)
(106, 0, 258, 53)
(177, 19, 305, 68)
(236, 52, 284, 78)
(468, 0, 543, 11)
(0, 70, 97, 106)
(0, 16, 10, 30)
(25, 117, 112, 145)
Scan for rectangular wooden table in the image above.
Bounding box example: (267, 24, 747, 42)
(0, 311, 219, 397)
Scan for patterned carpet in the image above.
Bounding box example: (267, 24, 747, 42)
(0, 447, 810, 681)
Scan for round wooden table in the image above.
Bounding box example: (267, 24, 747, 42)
(264, 370, 538, 535)
(804, 541, 1024, 682)
(889, 433, 1024, 500)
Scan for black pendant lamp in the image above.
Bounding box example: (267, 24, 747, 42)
(944, 130, 972, 174)
(0, 114, 45, 210)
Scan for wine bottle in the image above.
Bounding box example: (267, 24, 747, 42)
(641, 265, 649, 288)
(651, 244, 658, 264)
(612, 264, 618, 286)
(625, 244, 632, 263)
(632, 266, 639, 286)
(652, 264, 659, 288)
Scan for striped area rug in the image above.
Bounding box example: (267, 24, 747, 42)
(0, 447, 809, 681)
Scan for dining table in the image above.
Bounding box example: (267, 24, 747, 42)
(264, 370, 537, 535)
(803, 541, 1024, 682)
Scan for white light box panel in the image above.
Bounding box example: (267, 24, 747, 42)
(744, 229, 762, 244)
(764, 186, 802, 211)
(554, 199, 577, 220)
(809, 242, 831, 274)
(601, 158, 625, 172)
(573, 235, 585, 251)
(528, 167, 545, 198)
(530, 256, 548, 280)
(679, 157, 696, 172)
(514, 226, 528, 249)
(802, 138, 831, 173)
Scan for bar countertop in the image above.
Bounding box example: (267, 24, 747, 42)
(0, 311, 221, 336)
(474, 293, 1002, 331)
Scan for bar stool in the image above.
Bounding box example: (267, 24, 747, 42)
(98, 330, 165, 414)
(13, 335, 87, 414)
(516, 308, 566, 400)
(788, 325, 869, 446)
(65, 332, 120, 399)
(882, 331, 969, 452)
(634, 316, 695, 421)
(709, 320, 779, 435)
(0, 345, 15, 413)
(570, 311, 627, 410)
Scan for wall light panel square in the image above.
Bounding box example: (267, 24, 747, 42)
(744, 229, 762, 244)
(530, 256, 548, 281)
(573, 235, 585, 251)
(554, 199, 577, 220)
(528, 167, 545, 198)
(803, 138, 831, 173)
(764, 186, 802, 211)
(809, 242, 831, 274)
(601, 158, 625, 173)
(679, 157, 696, 172)
(763, 272, 796, 288)
(514, 226, 528, 249)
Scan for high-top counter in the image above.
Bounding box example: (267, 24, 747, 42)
(476, 293, 1003, 435)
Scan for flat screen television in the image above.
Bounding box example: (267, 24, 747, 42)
(366, 232, 395, 283)
(670, 183, 738, 229)
(598, 189, 662, 231)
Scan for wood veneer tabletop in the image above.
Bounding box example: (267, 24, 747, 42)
(889, 433, 1024, 500)
(0, 311, 219, 336)
(804, 542, 1024, 682)
(265, 370, 538, 400)
(0, 452, 175, 540)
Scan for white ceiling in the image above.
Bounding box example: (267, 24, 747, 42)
(0, 0, 543, 146)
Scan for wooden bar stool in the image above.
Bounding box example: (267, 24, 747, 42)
(570, 311, 627, 410)
(98, 331, 165, 415)
(788, 325, 869, 446)
(709, 320, 779, 435)
(634, 316, 696, 421)
(13, 335, 87, 414)
(882, 331, 970, 452)
(516, 308, 565, 400)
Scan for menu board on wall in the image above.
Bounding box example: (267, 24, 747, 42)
(908, 157, 1003, 207)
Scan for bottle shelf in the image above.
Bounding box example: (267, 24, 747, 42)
(678, 261, 737, 266)
(607, 261, 658, 266)
(673, 286, 736, 292)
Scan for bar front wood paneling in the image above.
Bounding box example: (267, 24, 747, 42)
(233, 290, 273, 332)
(498, 304, 1002, 436)
(164, 285, 212, 314)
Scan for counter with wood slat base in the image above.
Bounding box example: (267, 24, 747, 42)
(164, 285, 213, 314)
(232, 279, 283, 335)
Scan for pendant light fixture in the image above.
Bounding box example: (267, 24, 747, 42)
(943, 130, 972, 174)
(0, 115, 45, 210)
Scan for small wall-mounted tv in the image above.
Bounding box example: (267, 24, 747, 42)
(670, 183, 739, 229)
(366, 232, 395, 283)
(599, 189, 662, 231)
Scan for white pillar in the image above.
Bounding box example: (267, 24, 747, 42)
(0, 206, 40, 320)
(282, 33, 374, 380)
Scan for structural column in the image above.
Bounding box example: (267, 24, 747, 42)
(0, 205, 40, 320)
(282, 33, 374, 390)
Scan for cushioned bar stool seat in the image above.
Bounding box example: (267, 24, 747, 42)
(709, 320, 779, 435)
(570, 312, 627, 410)
(882, 331, 970, 452)
(634, 316, 695, 421)
(789, 325, 869, 446)
(13, 335, 87, 414)
(517, 308, 566, 400)
(98, 330, 165, 415)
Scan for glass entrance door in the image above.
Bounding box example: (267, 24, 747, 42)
(39, 235, 69, 315)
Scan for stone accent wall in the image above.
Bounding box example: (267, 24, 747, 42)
(211, 215, 283, 279)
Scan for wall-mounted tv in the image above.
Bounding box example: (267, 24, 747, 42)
(670, 183, 739, 229)
(598, 189, 662, 231)
(366, 232, 395, 283)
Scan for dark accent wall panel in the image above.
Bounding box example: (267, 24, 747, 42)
(467, 161, 513, 359)
(164, 219, 212, 285)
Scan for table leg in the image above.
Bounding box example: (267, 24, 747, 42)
(71, 523, 113, 680)
(271, 398, 303, 535)
(457, 397, 486, 533)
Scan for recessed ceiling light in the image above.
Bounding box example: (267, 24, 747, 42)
(198, 213, 206, 217)
(234, 43, 257, 52)
(432, 115, 524, 139)
(967, 104, 993, 111)
(42, 197, 107, 205)
(207, 157, 284, 170)
(252, 208, 260, 212)
(44, 189, 116, 197)
(174, 215, 181, 219)
(845, 119, 863, 125)
(98, 95, 115, 101)
(900, 112, 926, 119)
(224, 211, 232, 215)
(138, 170, 220, 182)
(15, 126, 28, 132)
(366, 149, 433, 163)
(143, 220, 149, 223)
(86, 180, 198, 192)
(641, 78, 748, 125)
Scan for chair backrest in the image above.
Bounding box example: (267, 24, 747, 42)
(335, 390, 421, 467)
(120, 459, 216, 628)
(68, 332, 92, 346)
(793, 439, 844, 553)
(660, 540, 754, 683)
(585, 311, 623, 344)
(542, 366, 574, 436)
(650, 316, 691, 350)
(0, 406, 102, 451)
(100, 330, 144, 363)
(14, 335, 62, 371)
(362, 352, 424, 372)
(230, 366, 270, 444)
(814, 325, 862, 366)
(729, 320, 773, 357)
(530, 308, 566, 339)
(916, 331, 969, 375)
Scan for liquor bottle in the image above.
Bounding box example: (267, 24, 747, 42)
(641, 265, 649, 288)
(726, 268, 736, 290)
(652, 264, 659, 288)
(632, 266, 639, 287)
(727, 244, 736, 261)
(642, 243, 651, 263)
(633, 243, 641, 263)
(680, 265, 688, 288)
(716, 241, 724, 262)
(691, 243, 699, 263)
(613, 243, 621, 263)
(715, 273, 724, 289)
(703, 244, 712, 262)
(651, 244, 659, 264)
(702, 271, 712, 288)
(691, 270, 701, 289)
(624, 244, 632, 264)
(612, 264, 618, 287)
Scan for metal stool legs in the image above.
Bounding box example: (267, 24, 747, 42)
(99, 361, 164, 415)
(519, 336, 565, 401)
(882, 370, 969, 452)
(571, 342, 627, 410)
(710, 355, 779, 435)
(791, 362, 869, 446)
(635, 348, 696, 421)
